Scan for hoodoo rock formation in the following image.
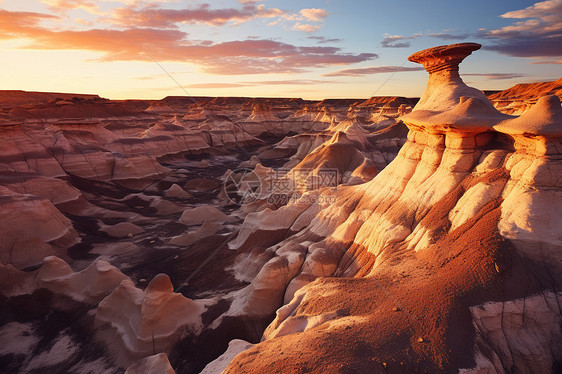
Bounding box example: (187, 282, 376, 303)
(221, 43, 562, 373)
(1, 43, 560, 374)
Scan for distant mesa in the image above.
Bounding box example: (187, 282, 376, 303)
(0, 90, 101, 108)
(488, 77, 562, 115)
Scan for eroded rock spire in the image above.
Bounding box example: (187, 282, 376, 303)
(402, 42, 510, 132)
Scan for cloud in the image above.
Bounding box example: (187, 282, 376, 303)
(177, 40, 378, 74)
(243, 79, 339, 85)
(307, 36, 343, 44)
(0, 10, 376, 75)
(74, 17, 94, 26)
(462, 73, 526, 80)
(41, 0, 101, 15)
(299, 8, 328, 22)
(500, 0, 562, 19)
(109, 3, 284, 28)
(478, 0, 562, 58)
(132, 71, 191, 80)
(0, 9, 58, 37)
(41, 0, 175, 13)
(186, 82, 250, 88)
(381, 33, 421, 48)
(288, 9, 329, 33)
(107, 3, 330, 33)
(186, 79, 339, 88)
(292, 23, 321, 33)
(530, 59, 562, 64)
(427, 32, 470, 40)
(323, 66, 424, 77)
(379, 30, 468, 45)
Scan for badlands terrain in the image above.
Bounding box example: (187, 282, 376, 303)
(0, 42, 561, 373)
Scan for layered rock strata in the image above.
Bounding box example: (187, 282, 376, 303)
(223, 43, 562, 373)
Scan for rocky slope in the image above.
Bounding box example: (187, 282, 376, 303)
(0, 87, 408, 373)
(1, 43, 560, 373)
(220, 43, 562, 373)
(488, 77, 562, 115)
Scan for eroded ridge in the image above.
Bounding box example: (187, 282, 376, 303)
(221, 43, 562, 374)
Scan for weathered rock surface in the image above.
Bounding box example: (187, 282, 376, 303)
(125, 353, 176, 374)
(0, 89, 411, 373)
(0, 187, 79, 268)
(200, 340, 254, 374)
(95, 274, 205, 367)
(1, 52, 560, 374)
(224, 43, 562, 373)
(0, 256, 127, 303)
(489, 77, 562, 115)
(463, 291, 562, 373)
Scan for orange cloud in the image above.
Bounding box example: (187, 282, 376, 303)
(0, 9, 377, 75)
(185, 83, 251, 89)
(41, 0, 101, 14)
(299, 8, 328, 22)
(109, 3, 285, 28)
(186, 79, 339, 88)
(106, 3, 330, 33)
(292, 23, 322, 33)
(0, 9, 58, 38)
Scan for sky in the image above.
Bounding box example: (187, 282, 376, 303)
(0, 0, 561, 100)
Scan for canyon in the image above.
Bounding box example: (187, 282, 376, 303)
(0, 42, 561, 373)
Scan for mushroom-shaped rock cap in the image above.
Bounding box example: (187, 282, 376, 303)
(402, 42, 509, 130)
(494, 95, 562, 137)
(408, 43, 481, 74)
